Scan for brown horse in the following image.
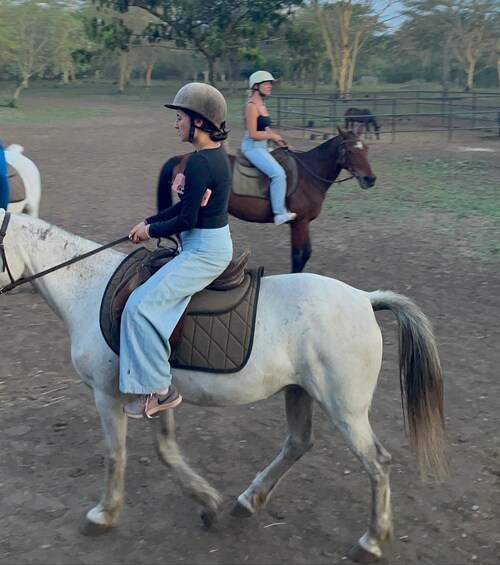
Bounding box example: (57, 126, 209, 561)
(157, 127, 376, 273)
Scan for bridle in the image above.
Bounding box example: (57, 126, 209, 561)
(288, 137, 363, 185)
(0, 212, 16, 287)
(0, 212, 129, 295)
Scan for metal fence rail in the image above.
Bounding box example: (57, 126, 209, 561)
(267, 91, 500, 142)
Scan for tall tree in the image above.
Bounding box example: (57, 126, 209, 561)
(3, 0, 58, 99)
(96, 0, 302, 85)
(312, 0, 388, 98)
(400, 0, 498, 89)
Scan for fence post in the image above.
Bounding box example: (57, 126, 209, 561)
(416, 90, 420, 114)
(277, 97, 281, 128)
(391, 98, 396, 143)
(447, 97, 454, 143)
(471, 92, 476, 130)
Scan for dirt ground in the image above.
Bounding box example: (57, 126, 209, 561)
(1, 96, 499, 565)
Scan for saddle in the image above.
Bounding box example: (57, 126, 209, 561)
(7, 165, 26, 203)
(99, 246, 263, 373)
(232, 147, 299, 199)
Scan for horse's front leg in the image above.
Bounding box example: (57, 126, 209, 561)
(151, 410, 223, 527)
(231, 385, 314, 517)
(290, 221, 312, 273)
(80, 392, 128, 536)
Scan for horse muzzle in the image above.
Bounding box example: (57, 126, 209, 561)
(357, 175, 377, 190)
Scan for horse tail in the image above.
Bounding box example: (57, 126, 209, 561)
(156, 156, 182, 212)
(369, 289, 447, 479)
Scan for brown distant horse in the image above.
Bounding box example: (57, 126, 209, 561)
(157, 127, 376, 273)
(345, 108, 381, 140)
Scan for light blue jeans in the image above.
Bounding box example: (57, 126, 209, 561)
(241, 134, 287, 215)
(119, 225, 233, 394)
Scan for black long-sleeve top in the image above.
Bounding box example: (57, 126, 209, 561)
(146, 146, 231, 238)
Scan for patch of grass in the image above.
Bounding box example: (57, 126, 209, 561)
(323, 157, 500, 262)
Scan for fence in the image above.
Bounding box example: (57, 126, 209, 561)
(266, 91, 500, 142)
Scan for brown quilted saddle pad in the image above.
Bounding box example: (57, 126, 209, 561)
(7, 165, 26, 203)
(232, 147, 298, 200)
(99, 246, 263, 373)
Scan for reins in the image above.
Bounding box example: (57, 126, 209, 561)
(287, 140, 356, 185)
(0, 212, 130, 295)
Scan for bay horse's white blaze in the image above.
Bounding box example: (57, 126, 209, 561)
(5, 144, 41, 217)
(0, 211, 446, 562)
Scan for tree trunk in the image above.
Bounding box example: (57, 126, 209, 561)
(313, 0, 338, 89)
(13, 83, 24, 100)
(119, 51, 128, 93)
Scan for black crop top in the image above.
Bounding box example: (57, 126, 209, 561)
(256, 114, 272, 131)
(145, 146, 231, 238)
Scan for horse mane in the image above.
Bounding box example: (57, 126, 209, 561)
(292, 135, 343, 161)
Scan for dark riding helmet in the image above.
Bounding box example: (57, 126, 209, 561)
(165, 82, 227, 132)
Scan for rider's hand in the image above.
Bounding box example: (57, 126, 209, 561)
(128, 221, 150, 244)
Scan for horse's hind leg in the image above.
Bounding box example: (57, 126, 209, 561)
(330, 411, 393, 562)
(231, 385, 314, 517)
(151, 410, 223, 527)
(80, 394, 128, 535)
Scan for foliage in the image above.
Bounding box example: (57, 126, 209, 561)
(96, 0, 303, 85)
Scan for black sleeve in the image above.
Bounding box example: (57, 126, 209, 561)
(147, 154, 210, 239)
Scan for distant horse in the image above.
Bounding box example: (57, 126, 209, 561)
(157, 128, 376, 273)
(344, 108, 381, 140)
(4, 144, 41, 216)
(0, 210, 446, 563)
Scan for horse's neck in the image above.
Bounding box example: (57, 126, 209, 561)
(301, 138, 343, 186)
(18, 217, 123, 329)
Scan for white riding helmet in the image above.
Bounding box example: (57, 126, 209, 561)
(249, 70, 275, 89)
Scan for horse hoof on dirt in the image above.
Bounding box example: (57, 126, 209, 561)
(200, 507, 218, 528)
(230, 499, 253, 518)
(346, 542, 380, 563)
(78, 517, 113, 537)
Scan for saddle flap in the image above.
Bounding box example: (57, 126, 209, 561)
(100, 246, 254, 356)
(7, 165, 26, 203)
(232, 148, 298, 199)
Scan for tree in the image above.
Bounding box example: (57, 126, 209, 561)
(96, 0, 302, 85)
(400, 0, 499, 89)
(312, 0, 388, 98)
(284, 20, 326, 90)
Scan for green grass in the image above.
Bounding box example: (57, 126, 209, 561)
(323, 158, 500, 262)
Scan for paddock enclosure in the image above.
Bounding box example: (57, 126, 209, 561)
(0, 91, 498, 564)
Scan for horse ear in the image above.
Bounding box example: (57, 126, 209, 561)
(337, 126, 347, 136)
(356, 124, 365, 136)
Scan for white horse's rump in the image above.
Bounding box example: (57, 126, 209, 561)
(0, 211, 446, 563)
(5, 144, 41, 216)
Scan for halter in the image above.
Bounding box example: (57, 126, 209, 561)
(289, 137, 360, 185)
(0, 212, 129, 295)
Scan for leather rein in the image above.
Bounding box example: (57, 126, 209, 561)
(0, 212, 129, 295)
(287, 138, 357, 185)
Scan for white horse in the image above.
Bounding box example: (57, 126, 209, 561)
(0, 211, 447, 563)
(5, 144, 41, 216)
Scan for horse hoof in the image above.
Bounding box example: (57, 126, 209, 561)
(346, 543, 380, 563)
(78, 517, 113, 537)
(200, 508, 218, 528)
(230, 499, 253, 518)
